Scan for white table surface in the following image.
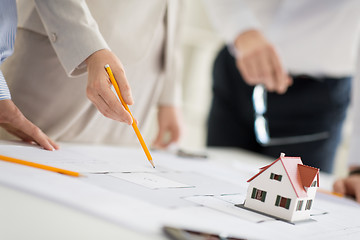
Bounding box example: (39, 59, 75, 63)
(0, 142, 354, 240)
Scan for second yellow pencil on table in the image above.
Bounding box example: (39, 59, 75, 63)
(0, 154, 81, 177)
(104, 64, 155, 168)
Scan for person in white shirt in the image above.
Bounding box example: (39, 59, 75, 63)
(1, 0, 182, 148)
(204, 0, 360, 200)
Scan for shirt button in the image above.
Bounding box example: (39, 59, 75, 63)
(49, 33, 57, 42)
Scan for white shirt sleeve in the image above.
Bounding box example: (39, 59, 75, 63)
(202, 0, 261, 44)
(33, 0, 110, 77)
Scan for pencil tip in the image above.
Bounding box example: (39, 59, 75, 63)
(104, 64, 109, 68)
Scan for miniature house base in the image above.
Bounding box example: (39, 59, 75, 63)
(243, 153, 319, 223)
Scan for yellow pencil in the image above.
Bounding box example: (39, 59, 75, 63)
(318, 188, 344, 198)
(104, 64, 155, 168)
(0, 154, 81, 177)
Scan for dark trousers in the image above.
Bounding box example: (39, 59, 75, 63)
(207, 47, 351, 173)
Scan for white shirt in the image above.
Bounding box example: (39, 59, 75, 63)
(204, 0, 360, 77)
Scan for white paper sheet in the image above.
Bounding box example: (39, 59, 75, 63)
(2, 140, 360, 240)
(108, 172, 194, 189)
(0, 141, 164, 173)
(184, 195, 274, 223)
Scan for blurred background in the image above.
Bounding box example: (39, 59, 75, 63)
(146, 0, 353, 179)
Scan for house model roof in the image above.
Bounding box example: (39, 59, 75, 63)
(247, 153, 320, 198)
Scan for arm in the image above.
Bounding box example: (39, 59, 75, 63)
(33, 0, 133, 124)
(0, 0, 58, 150)
(203, 0, 292, 93)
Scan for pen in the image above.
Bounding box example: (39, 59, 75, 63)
(104, 64, 155, 168)
(0, 154, 82, 177)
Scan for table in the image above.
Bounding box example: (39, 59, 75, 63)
(0, 141, 359, 240)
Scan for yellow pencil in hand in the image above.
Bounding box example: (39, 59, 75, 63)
(104, 64, 155, 168)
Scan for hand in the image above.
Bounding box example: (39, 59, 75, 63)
(333, 170, 360, 203)
(0, 100, 59, 150)
(234, 30, 292, 94)
(152, 106, 182, 149)
(85, 49, 134, 124)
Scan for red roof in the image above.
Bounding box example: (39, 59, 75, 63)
(247, 154, 320, 198)
(298, 164, 320, 188)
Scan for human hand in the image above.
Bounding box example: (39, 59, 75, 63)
(0, 99, 59, 150)
(85, 49, 134, 124)
(234, 30, 292, 94)
(333, 169, 360, 203)
(152, 106, 182, 149)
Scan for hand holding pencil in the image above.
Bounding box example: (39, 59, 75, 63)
(85, 49, 134, 124)
(105, 64, 155, 168)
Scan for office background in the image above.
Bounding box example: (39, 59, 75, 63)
(145, 0, 354, 178)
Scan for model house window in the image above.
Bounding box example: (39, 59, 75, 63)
(305, 200, 313, 210)
(270, 173, 282, 181)
(296, 200, 303, 211)
(275, 195, 291, 209)
(311, 181, 317, 187)
(251, 188, 267, 202)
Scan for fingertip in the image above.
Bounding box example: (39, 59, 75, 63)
(51, 142, 60, 150)
(128, 116, 133, 125)
(277, 85, 287, 95)
(43, 145, 55, 151)
(287, 76, 293, 86)
(127, 97, 134, 106)
(333, 179, 346, 195)
(123, 91, 134, 105)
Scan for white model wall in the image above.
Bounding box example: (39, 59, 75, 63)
(245, 161, 300, 221)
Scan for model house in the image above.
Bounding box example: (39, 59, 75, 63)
(244, 153, 319, 222)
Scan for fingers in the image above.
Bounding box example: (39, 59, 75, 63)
(85, 49, 135, 124)
(268, 47, 291, 94)
(153, 127, 180, 149)
(152, 127, 166, 149)
(0, 101, 59, 151)
(258, 52, 275, 91)
(333, 179, 346, 195)
(333, 175, 360, 203)
(152, 107, 182, 149)
(238, 47, 291, 94)
(345, 175, 360, 203)
(112, 67, 134, 106)
(86, 71, 133, 125)
(354, 184, 360, 203)
(234, 30, 291, 94)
